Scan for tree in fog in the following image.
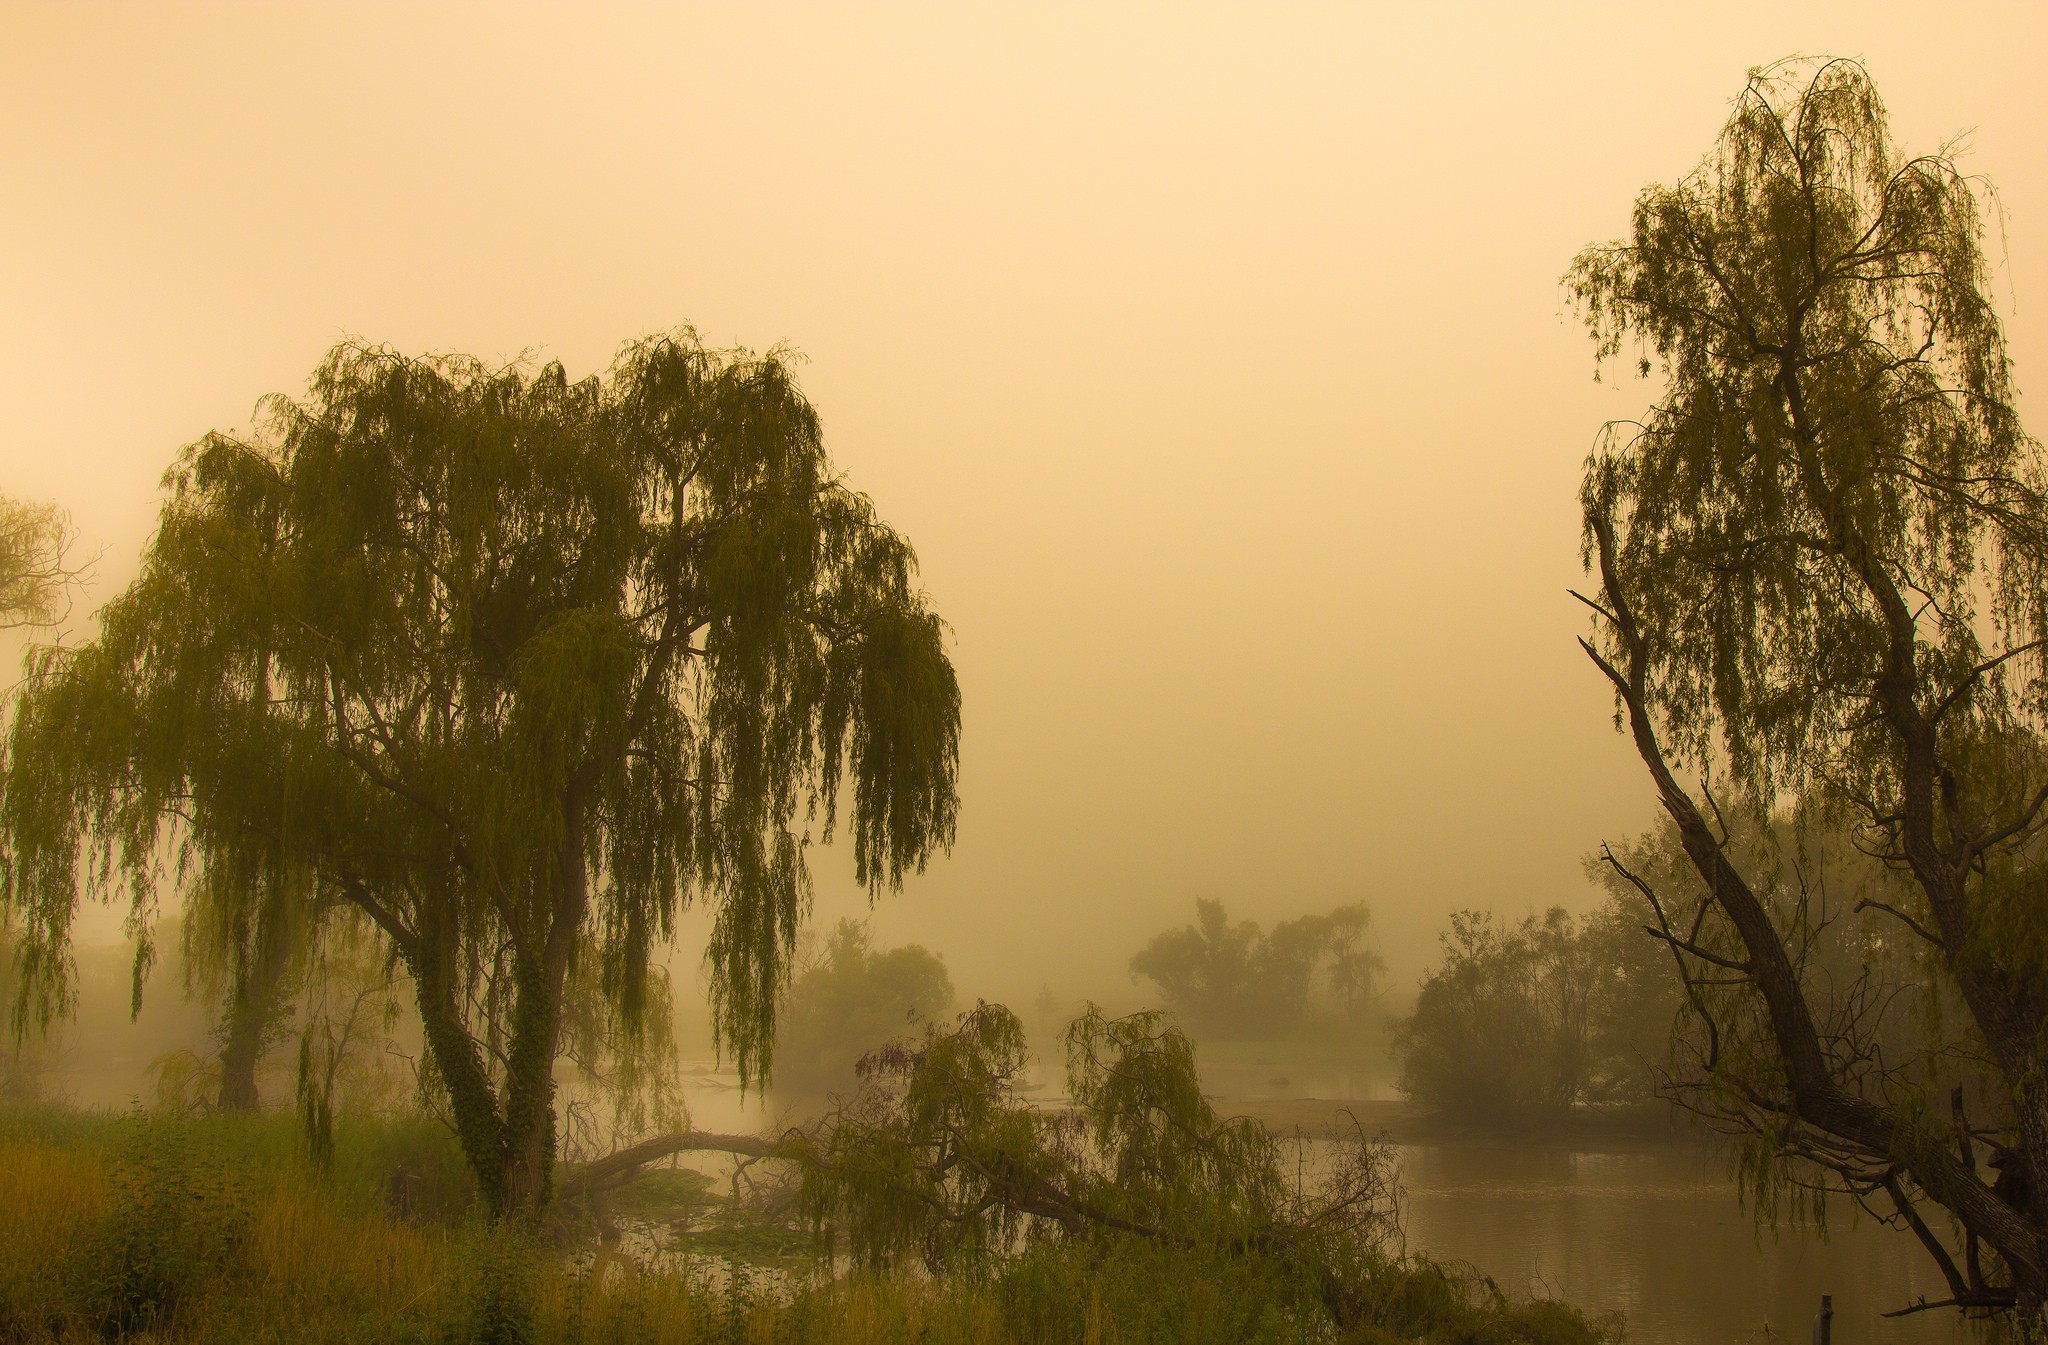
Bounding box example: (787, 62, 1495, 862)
(1596, 813, 1968, 1144)
(181, 875, 326, 1111)
(0, 493, 79, 1097)
(0, 495, 78, 633)
(1129, 899, 1381, 1041)
(0, 334, 961, 1217)
(775, 919, 953, 1095)
(798, 1003, 1411, 1331)
(1572, 58, 2048, 1327)
(1398, 905, 1674, 1123)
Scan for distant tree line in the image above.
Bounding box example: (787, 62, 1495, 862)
(1128, 899, 1382, 1042)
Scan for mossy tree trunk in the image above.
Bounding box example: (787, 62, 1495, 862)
(214, 914, 294, 1111)
(399, 796, 592, 1218)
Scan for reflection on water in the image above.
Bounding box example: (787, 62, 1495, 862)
(1399, 1143, 1983, 1345)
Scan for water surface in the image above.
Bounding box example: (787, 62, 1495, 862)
(1398, 1141, 1982, 1345)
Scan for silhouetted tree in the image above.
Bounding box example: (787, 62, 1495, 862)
(1572, 57, 2048, 1328)
(1398, 905, 1673, 1123)
(183, 877, 324, 1111)
(0, 333, 961, 1216)
(1129, 899, 1381, 1040)
(0, 495, 75, 632)
(0, 492, 77, 1094)
(775, 919, 953, 1095)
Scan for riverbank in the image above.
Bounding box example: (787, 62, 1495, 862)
(0, 1103, 1624, 1345)
(1223, 1096, 1711, 1150)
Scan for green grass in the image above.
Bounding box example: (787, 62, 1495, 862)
(0, 1104, 1618, 1345)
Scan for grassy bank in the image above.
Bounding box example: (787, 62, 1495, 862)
(0, 1106, 1618, 1344)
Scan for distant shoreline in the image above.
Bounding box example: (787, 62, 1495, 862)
(1221, 1097, 1719, 1151)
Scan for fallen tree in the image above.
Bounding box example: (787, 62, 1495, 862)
(557, 1129, 789, 1201)
(573, 1004, 1616, 1341)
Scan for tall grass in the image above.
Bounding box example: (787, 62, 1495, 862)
(0, 1106, 1616, 1345)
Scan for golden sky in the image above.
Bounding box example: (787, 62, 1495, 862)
(5, 3, 2045, 1002)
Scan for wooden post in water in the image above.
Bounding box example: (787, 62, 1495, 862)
(1812, 1294, 1834, 1345)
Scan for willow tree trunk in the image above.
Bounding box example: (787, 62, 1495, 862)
(406, 796, 591, 1220)
(215, 993, 266, 1111)
(214, 915, 295, 1111)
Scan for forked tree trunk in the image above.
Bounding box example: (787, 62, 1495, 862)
(411, 966, 573, 1221)
(407, 794, 591, 1221)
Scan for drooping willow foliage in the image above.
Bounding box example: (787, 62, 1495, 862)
(1572, 58, 2041, 799)
(1571, 58, 2048, 1324)
(795, 1004, 1400, 1286)
(0, 332, 961, 1213)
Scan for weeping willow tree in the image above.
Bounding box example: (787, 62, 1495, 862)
(0, 333, 961, 1216)
(1570, 59, 2048, 1328)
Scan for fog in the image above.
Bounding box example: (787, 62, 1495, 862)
(2, 6, 2038, 1018)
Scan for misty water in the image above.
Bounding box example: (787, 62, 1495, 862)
(677, 1064, 1977, 1345)
(1397, 1143, 1973, 1345)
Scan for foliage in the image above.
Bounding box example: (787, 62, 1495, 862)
(1129, 899, 1382, 1041)
(81, 1114, 259, 1335)
(0, 926, 59, 1101)
(0, 1100, 1617, 1345)
(795, 1003, 1445, 1334)
(0, 332, 961, 1215)
(1398, 904, 1675, 1124)
(0, 1099, 1631, 1345)
(0, 492, 79, 1098)
(774, 919, 954, 1096)
(1570, 56, 2048, 1323)
(554, 935, 690, 1158)
(0, 493, 75, 631)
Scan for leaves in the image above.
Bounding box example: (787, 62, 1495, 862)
(1570, 58, 2039, 804)
(795, 1003, 1399, 1279)
(1571, 58, 2048, 1318)
(0, 330, 962, 1209)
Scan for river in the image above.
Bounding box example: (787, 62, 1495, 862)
(1395, 1140, 1979, 1345)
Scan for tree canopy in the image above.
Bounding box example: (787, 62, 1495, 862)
(0, 333, 961, 1214)
(0, 495, 75, 632)
(1128, 899, 1380, 1041)
(1572, 57, 2048, 1325)
(774, 919, 954, 1096)
(1398, 904, 1672, 1124)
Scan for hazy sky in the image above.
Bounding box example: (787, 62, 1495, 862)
(5, 3, 2045, 1007)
